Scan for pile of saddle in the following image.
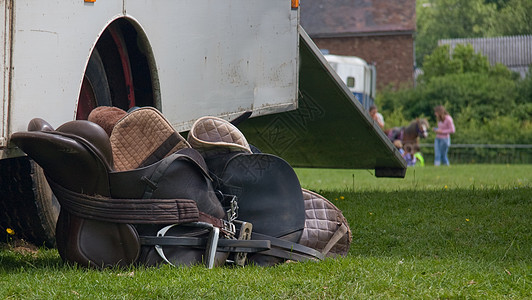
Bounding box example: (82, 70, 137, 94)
(11, 107, 351, 268)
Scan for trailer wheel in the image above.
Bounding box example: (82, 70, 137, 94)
(31, 162, 60, 246)
(8, 20, 149, 247)
(3, 49, 112, 247)
(76, 49, 112, 120)
(0, 157, 58, 247)
(0, 49, 109, 248)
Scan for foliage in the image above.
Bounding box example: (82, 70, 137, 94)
(484, 0, 511, 10)
(420, 44, 491, 82)
(416, 0, 532, 67)
(415, 0, 497, 66)
(379, 72, 518, 124)
(418, 45, 460, 80)
(377, 44, 531, 148)
(491, 0, 532, 36)
(516, 67, 532, 105)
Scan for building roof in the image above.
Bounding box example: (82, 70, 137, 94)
(300, 0, 416, 38)
(439, 35, 532, 77)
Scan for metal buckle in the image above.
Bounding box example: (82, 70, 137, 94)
(222, 220, 236, 237)
(219, 195, 238, 238)
(234, 222, 253, 266)
(226, 195, 239, 222)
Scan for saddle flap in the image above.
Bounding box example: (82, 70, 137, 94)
(109, 148, 225, 219)
(56, 211, 140, 268)
(219, 153, 306, 239)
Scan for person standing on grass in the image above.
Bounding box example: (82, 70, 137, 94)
(433, 105, 455, 166)
(369, 105, 385, 129)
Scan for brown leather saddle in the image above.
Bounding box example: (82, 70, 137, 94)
(11, 107, 351, 268)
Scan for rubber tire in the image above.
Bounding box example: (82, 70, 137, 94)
(76, 49, 112, 120)
(85, 48, 112, 107)
(31, 162, 60, 246)
(0, 157, 58, 247)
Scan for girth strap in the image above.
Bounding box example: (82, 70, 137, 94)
(321, 223, 349, 256)
(139, 236, 271, 253)
(48, 180, 200, 224)
(251, 232, 325, 261)
(139, 230, 324, 262)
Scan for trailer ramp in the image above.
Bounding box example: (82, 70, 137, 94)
(238, 27, 406, 178)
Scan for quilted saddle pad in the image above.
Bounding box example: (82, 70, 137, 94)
(187, 116, 252, 158)
(299, 189, 352, 257)
(110, 107, 190, 171)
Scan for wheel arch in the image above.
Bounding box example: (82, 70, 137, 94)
(76, 16, 161, 119)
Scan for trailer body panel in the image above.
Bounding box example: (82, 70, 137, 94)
(2, 0, 298, 153)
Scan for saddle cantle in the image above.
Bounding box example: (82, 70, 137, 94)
(11, 107, 352, 268)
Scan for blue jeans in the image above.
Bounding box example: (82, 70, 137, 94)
(434, 137, 450, 166)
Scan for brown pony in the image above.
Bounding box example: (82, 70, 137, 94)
(385, 118, 429, 148)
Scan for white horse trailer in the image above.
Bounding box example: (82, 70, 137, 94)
(0, 0, 405, 247)
(1, 0, 300, 148)
(0, 0, 300, 246)
(324, 54, 376, 111)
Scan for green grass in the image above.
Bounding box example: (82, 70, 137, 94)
(295, 164, 531, 191)
(1, 165, 531, 299)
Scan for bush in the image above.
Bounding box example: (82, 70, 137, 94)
(376, 45, 531, 150)
(378, 73, 518, 127)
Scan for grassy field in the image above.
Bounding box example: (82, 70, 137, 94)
(1, 165, 531, 299)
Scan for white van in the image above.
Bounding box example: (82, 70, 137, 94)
(324, 54, 377, 110)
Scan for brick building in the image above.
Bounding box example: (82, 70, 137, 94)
(300, 0, 416, 90)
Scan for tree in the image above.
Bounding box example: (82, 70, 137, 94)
(484, 0, 511, 9)
(490, 0, 532, 36)
(420, 44, 491, 82)
(419, 45, 460, 80)
(450, 44, 490, 74)
(416, 0, 497, 66)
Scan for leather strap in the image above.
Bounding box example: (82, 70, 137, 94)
(321, 223, 349, 256)
(258, 248, 320, 262)
(139, 236, 271, 253)
(142, 151, 212, 199)
(140, 231, 323, 261)
(48, 180, 200, 224)
(252, 232, 325, 261)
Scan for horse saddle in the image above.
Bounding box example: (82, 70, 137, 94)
(11, 107, 351, 268)
(188, 116, 352, 264)
(12, 108, 233, 268)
